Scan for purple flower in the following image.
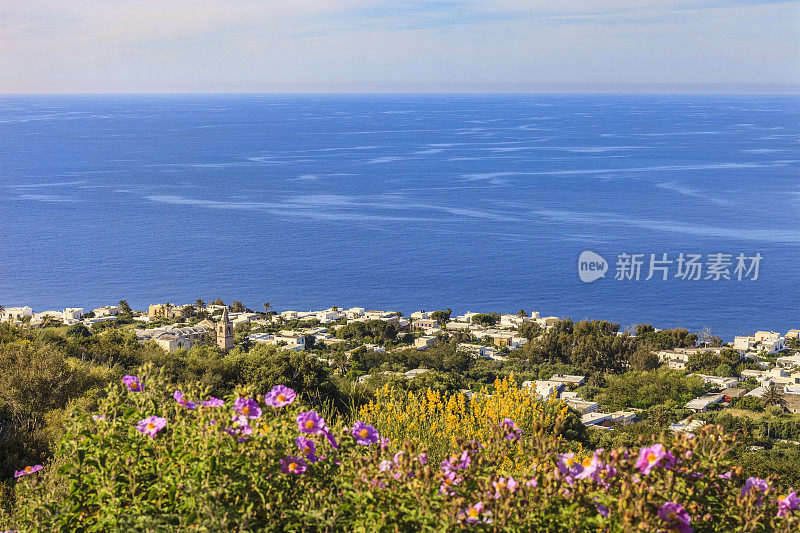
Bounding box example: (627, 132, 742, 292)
(224, 415, 253, 442)
(14, 464, 43, 478)
(234, 397, 262, 419)
(92, 415, 105, 422)
(122, 375, 142, 392)
(500, 417, 523, 441)
(323, 428, 339, 449)
(281, 456, 308, 475)
(173, 390, 198, 410)
(719, 470, 732, 480)
(418, 453, 428, 465)
(441, 450, 472, 474)
(379, 436, 390, 450)
(351, 421, 380, 445)
(136, 416, 167, 438)
(493, 477, 518, 499)
(635, 443, 667, 475)
(556, 452, 583, 483)
(459, 502, 492, 525)
(526, 478, 538, 488)
(295, 436, 318, 463)
(265, 385, 296, 407)
(203, 397, 225, 408)
(297, 411, 326, 434)
(742, 477, 770, 500)
(439, 471, 462, 495)
(658, 502, 692, 533)
(595, 500, 610, 518)
(776, 492, 799, 517)
(379, 460, 393, 472)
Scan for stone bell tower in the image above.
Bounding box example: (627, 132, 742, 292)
(217, 308, 234, 350)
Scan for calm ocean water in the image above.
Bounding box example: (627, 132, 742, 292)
(0, 94, 798, 339)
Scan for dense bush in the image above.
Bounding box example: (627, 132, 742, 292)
(597, 369, 708, 411)
(3, 369, 799, 531)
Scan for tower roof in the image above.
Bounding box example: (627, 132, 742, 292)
(220, 307, 230, 323)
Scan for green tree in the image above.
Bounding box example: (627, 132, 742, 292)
(761, 384, 786, 409)
(429, 310, 451, 326)
(629, 346, 660, 371)
(118, 300, 133, 316)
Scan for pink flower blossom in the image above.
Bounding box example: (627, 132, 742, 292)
(265, 385, 296, 407)
(297, 411, 326, 435)
(234, 397, 262, 419)
(776, 492, 799, 517)
(459, 502, 492, 525)
(658, 502, 692, 533)
(295, 436, 318, 463)
(635, 443, 667, 475)
(173, 390, 198, 410)
(351, 421, 380, 445)
(742, 477, 769, 502)
(203, 397, 225, 408)
(493, 477, 518, 498)
(14, 464, 43, 478)
(122, 375, 142, 392)
(136, 416, 167, 438)
(281, 456, 307, 475)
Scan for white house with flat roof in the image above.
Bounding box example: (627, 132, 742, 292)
(685, 393, 725, 412)
(549, 374, 586, 386)
(414, 336, 437, 350)
(692, 374, 739, 389)
(63, 308, 84, 321)
(1, 306, 33, 322)
(524, 380, 565, 401)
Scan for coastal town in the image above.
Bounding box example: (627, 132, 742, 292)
(2, 301, 798, 433)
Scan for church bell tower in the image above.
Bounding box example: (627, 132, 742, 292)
(217, 308, 234, 350)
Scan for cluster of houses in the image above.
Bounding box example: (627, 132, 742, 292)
(521, 374, 636, 429)
(409, 309, 558, 356)
(653, 330, 800, 414)
(0, 304, 120, 327)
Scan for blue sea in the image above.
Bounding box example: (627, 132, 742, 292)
(0, 94, 798, 339)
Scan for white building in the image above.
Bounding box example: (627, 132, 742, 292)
(414, 336, 437, 350)
(581, 412, 612, 427)
(549, 374, 586, 386)
(93, 305, 121, 317)
(692, 374, 740, 389)
(777, 354, 800, 369)
(685, 393, 725, 412)
(1, 306, 33, 322)
(63, 308, 84, 321)
(455, 311, 480, 323)
(564, 399, 598, 414)
(524, 380, 565, 401)
(248, 332, 307, 351)
(135, 324, 207, 352)
(734, 331, 786, 353)
(410, 311, 430, 320)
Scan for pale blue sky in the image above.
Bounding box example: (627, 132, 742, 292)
(1, 0, 798, 93)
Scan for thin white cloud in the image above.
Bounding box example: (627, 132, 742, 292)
(1, 1, 797, 92)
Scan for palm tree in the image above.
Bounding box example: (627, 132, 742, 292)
(264, 302, 272, 316)
(196, 299, 206, 310)
(761, 383, 786, 409)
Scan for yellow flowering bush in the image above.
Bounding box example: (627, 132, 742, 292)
(359, 376, 584, 468)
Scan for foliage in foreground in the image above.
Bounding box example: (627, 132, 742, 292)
(2, 367, 799, 532)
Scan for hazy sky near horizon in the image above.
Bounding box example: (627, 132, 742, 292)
(1, 1, 799, 93)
